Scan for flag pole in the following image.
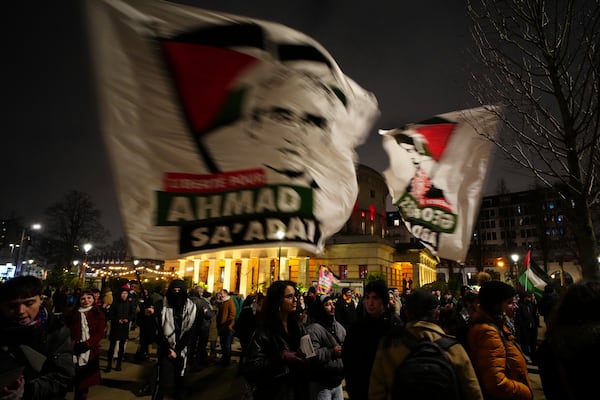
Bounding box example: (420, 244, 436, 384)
(524, 249, 530, 293)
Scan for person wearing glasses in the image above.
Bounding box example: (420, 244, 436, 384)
(242, 280, 310, 399)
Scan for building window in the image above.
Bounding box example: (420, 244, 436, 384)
(340, 265, 348, 278)
(359, 265, 368, 279)
(219, 267, 225, 283)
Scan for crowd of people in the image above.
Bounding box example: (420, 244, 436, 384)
(1, 273, 598, 400)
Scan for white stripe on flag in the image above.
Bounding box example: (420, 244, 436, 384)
(525, 268, 548, 291)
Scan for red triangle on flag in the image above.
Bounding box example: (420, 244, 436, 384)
(523, 249, 531, 269)
(414, 123, 456, 161)
(160, 42, 259, 134)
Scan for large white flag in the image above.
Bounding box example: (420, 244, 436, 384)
(86, 0, 379, 260)
(381, 106, 500, 261)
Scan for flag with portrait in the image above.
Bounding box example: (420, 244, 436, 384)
(86, 0, 379, 260)
(381, 106, 500, 261)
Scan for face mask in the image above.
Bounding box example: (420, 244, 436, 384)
(167, 291, 186, 308)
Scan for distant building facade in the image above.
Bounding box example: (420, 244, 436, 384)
(465, 187, 600, 283)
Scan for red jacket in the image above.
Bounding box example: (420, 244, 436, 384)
(64, 306, 106, 390)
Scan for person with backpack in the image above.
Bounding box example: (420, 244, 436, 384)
(369, 289, 482, 400)
(466, 280, 533, 400)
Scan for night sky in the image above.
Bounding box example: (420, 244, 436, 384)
(2, 0, 533, 241)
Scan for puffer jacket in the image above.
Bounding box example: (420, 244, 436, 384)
(0, 310, 75, 400)
(466, 309, 532, 400)
(306, 319, 346, 387)
(369, 320, 483, 400)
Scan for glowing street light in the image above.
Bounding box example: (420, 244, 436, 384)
(80, 243, 93, 285)
(510, 254, 519, 281)
(276, 229, 285, 281)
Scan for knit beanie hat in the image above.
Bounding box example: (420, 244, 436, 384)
(319, 294, 332, 305)
(405, 289, 440, 320)
(312, 294, 334, 324)
(168, 279, 187, 291)
(478, 280, 516, 314)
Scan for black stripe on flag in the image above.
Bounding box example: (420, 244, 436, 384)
(277, 44, 332, 68)
(530, 258, 554, 286)
(169, 23, 266, 49)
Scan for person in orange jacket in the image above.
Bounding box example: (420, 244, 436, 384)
(466, 281, 533, 400)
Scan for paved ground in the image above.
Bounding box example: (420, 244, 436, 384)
(69, 329, 245, 400)
(73, 326, 547, 399)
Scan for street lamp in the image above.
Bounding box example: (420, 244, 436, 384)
(510, 254, 519, 282)
(80, 243, 93, 285)
(15, 223, 42, 276)
(276, 229, 285, 281)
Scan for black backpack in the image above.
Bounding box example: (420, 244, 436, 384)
(392, 331, 462, 400)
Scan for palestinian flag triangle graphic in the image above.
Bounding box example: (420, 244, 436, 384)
(412, 118, 457, 161)
(159, 24, 267, 136)
(160, 41, 258, 134)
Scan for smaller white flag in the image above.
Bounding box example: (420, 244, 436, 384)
(381, 106, 500, 261)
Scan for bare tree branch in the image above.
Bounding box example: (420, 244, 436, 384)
(467, 0, 600, 280)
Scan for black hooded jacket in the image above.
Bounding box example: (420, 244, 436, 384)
(0, 309, 75, 400)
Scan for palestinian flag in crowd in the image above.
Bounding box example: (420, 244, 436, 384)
(381, 106, 500, 261)
(86, 0, 379, 260)
(518, 249, 554, 297)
